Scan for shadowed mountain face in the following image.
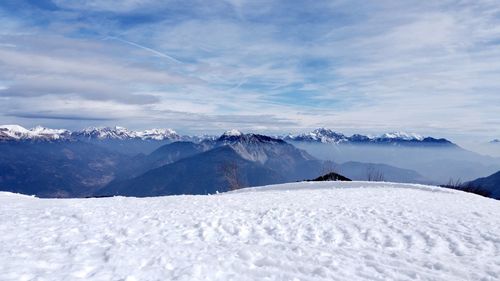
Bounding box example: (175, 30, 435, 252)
(467, 171, 500, 199)
(99, 133, 326, 196)
(99, 132, 431, 197)
(0, 142, 132, 198)
(142, 141, 209, 170)
(98, 146, 285, 197)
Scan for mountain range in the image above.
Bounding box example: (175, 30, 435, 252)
(283, 128, 455, 146)
(286, 128, 500, 184)
(1, 125, 457, 147)
(1, 125, 498, 198)
(0, 125, 180, 142)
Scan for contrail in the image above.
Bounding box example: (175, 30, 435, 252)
(104, 36, 183, 64)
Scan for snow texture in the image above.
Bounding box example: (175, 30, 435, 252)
(0, 125, 69, 140)
(222, 129, 243, 137)
(0, 125, 180, 141)
(1, 181, 499, 281)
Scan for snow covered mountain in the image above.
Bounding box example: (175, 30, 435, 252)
(210, 130, 313, 164)
(1, 125, 454, 147)
(491, 139, 500, 144)
(72, 126, 180, 141)
(283, 128, 349, 144)
(2, 181, 499, 281)
(0, 125, 181, 142)
(283, 128, 454, 146)
(0, 125, 71, 141)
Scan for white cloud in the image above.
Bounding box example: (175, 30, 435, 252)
(1, 0, 500, 144)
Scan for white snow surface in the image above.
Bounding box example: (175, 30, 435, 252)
(222, 129, 243, 136)
(1, 181, 499, 281)
(0, 124, 69, 140)
(380, 132, 424, 141)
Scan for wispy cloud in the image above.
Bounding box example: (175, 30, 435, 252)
(0, 0, 500, 143)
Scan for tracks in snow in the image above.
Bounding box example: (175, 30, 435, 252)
(0, 183, 499, 281)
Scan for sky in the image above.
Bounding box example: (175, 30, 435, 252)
(0, 0, 500, 147)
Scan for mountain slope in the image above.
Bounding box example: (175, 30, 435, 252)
(145, 141, 208, 168)
(467, 171, 500, 199)
(0, 125, 71, 141)
(211, 131, 321, 180)
(2, 182, 499, 281)
(0, 142, 132, 197)
(99, 146, 284, 196)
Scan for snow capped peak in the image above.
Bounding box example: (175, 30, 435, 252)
(0, 125, 31, 140)
(311, 127, 335, 135)
(31, 125, 69, 134)
(136, 128, 179, 140)
(379, 132, 424, 141)
(0, 125, 182, 142)
(0, 124, 30, 133)
(490, 139, 500, 143)
(217, 130, 285, 148)
(0, 124, 70, 141)
(283, 128, 451, 146)
(74, 126, 179, 141)
(222, 129, 243, 137)
(76, 126, 136, 140)
(285, 128, 347, 143)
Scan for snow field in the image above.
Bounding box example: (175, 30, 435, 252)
(0, 181, 499, 281)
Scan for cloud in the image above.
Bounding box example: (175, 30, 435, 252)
(6, 112, 115, 121)
(1, 0, 500, 144)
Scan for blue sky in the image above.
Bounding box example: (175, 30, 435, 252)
(0, 0, 500, 144)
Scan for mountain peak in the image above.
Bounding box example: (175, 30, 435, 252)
(77, 126, 135, 140)
(75, 126, 179, 141)
(217, 131, 285, 146)
(284, 128, 453, 146)
(137, 128, 179, 140)
(284, 128, 347, 143)
(222, 129, 243, 137)
(379, 132, 424, 141)
(0, 124, 70, 141)
(0, 124, 30, 132)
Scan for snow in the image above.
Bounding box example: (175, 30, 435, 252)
(380, 132, 424, 141)
(76, 126, 179, 140)
(30, 126, 70, 140)
(1, 182, 499, 281)
(0, 124, 32, 139)
(0, 124, 69, 140)
(136, 128, 178, 140)
(285, 128, 429, 143)
(222, 129, 243, 136)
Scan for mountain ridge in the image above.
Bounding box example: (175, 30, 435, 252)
(1, 125, 458, 147)
(283, 128, 455, 146)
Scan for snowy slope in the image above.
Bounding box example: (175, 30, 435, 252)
(0, 125, 70, 140)
(1, 182, 499, 281)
